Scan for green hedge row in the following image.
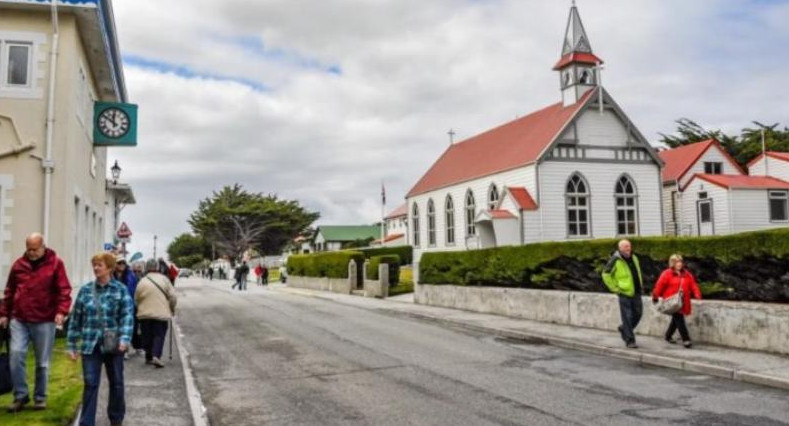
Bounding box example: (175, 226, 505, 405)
(288, 251, 365, 278)
(366, 255, 401, 285)
(359, 246, 413, 265)
(419, 228, 789, 287)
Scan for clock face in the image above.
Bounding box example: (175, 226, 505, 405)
(97, 107, 130, 139)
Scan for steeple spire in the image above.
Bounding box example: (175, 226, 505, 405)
(554, 2, 604, 106)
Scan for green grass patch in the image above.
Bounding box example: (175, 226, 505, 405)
(389, 267, 414, 296)
(0, 338, 82, 426)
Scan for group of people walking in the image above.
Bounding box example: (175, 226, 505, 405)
(603, 239, 702, 349)
(1, 233, 177, 426)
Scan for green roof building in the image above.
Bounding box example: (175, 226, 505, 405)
(314, 225, 382, 252)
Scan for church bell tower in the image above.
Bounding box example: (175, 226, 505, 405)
(554, 2, 604, 107)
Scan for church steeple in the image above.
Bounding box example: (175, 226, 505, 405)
(554, 2, 604, 107)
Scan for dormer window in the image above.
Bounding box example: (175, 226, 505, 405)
(704, 162, 723, 175)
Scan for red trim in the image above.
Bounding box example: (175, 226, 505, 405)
(506, 187, 538, 211)
(385, 204, 407, 219)
(747, 152, 789, 169)
(489, 209, 517, 219)
(682, 173, 789, 191)
(553, 52, 604, 70)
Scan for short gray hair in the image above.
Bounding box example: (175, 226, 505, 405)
(145, 259, 159, 272)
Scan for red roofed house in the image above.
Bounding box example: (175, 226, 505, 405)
(404, 4, 664, 270)
(372, 204, 408, 247)
(748, 151, 789, 183)
(660, 141, 789, 236)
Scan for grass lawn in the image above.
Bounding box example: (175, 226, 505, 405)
(0, 338, 82, 426)
(389, 267, 414, 296)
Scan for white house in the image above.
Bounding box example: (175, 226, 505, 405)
(405, 4, 664, 272)
(659, 139, 746, 235)
(374, 204, 407, 247)
(749, 151, 789, 182)
(313, 225, 382, 252)
(660, 141, 789, 236)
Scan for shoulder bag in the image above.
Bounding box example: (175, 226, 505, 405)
(145, 276, 174, 315)
(657, 275, 684, 315)
(92, 283, 121, 354)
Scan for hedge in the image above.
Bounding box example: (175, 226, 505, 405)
(366, 255, 401, 285)
(288, 251, 365, 278)
(418, 228, 789, 302)
(359, 246, 413, 265)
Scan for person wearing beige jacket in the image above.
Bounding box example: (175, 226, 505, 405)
(135, 259, 177, 368)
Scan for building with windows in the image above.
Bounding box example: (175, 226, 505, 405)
(405, 4, 664, 272)
(660, 140, 789, 236)
(373, 204, 407, 247)
(0, 0, 128, 287)
(313, 225, 382, 252)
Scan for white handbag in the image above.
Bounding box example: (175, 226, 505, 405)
(657, 276, 684, 315)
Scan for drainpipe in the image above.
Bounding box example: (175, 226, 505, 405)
(42, 0, 60, 240)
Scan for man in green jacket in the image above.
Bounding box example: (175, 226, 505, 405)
(601, 240, 644, 348)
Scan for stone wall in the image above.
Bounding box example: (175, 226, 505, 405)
(415, 284, 789, 355)
(288, 275, 353, 294)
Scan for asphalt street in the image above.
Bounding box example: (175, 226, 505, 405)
(176, 278, 789, 426)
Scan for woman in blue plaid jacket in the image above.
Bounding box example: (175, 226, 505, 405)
(67, 252, 134, 426)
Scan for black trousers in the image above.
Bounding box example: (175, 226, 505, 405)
(617, 295, 643, 344)
(140, 319, 169, 361)
(666, 313, 691, 342)
(131, 308, 142, 350)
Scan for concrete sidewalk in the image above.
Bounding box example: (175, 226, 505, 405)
(88, 322, 195, 426)
(273, 286, 789, 392)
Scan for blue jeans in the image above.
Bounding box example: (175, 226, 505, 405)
(80, 344, 125, 426)
(9, 319, 56, 402)
(617, 295, 643, 344)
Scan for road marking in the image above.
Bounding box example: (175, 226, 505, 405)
(174, 319, 210, 426)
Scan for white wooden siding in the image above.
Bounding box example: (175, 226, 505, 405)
(575, 110, 630, 147)
(408, 165, 537, 263)
(749, 156, 789, 182)
(680, 180, 730, 236)
(538, 161, 662, 241)
(662, 183, 679, 235)
(678, 145, 744, 188)
(730, 189, 789, 234)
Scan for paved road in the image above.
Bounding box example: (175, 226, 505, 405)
(177, 278, 789, 426)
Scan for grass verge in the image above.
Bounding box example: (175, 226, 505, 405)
(0, 338, 82, 426)
(389, 267, 414, 296)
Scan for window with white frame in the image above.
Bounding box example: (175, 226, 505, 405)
(566, 173, 591, 237)
(445, 195, 455, 245)
(465, 190, 476, 236)
(769, 191, 789, 222)
(615, 175, 638, 236)
(488, 184, 499, 210)
(427, 199, 436, 246)
(3, 42, 32, 87)
(412, 203, 420, 247)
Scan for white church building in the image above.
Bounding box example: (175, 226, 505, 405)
(405, 4, 665, 270)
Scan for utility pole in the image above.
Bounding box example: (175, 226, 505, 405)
(762, 129, 770, 177)
(153, 234, 158, 260)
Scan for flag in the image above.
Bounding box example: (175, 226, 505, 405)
(381, 182, 386, 205)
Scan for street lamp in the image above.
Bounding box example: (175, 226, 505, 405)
(111, 160, 121, 184)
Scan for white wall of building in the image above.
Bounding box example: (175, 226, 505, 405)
(730, 189, 789, 234)
(678, 145, 743, 188)
(680, 179, 730, 236)
(750, 156, 789, 182)
(385, 215, 407, 237)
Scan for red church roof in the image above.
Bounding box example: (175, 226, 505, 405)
(553, 52, 603, 70)
(746, 151, 789, 169)
(407, 90, 594, 198)
(658, 139, 746, 184)
(507, 187, 538, 211)
(687, 174, 789, 190)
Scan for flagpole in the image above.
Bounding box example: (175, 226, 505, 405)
(762, 129, 769, 176)
(381, 181, 386, 245)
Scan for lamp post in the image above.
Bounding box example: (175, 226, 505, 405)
(111, 160, 122, 184)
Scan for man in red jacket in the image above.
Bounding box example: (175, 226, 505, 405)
(0, 233, 72, 412)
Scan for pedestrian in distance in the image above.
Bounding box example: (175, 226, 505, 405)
(0, 233, 72, 413)
(208, 267, 214, 281)
(136, 259, 177, 368)
(602, 239, 645, 349)
(113, 257, 141, 357)
(67, 252, 134, 426)
(254, 264, 262, 286)
(261, 265, 269, 286)
(652, 254, 702, 348)
(231, 261, 250, 291)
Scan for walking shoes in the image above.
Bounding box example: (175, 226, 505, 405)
(7, 396, 29, 413)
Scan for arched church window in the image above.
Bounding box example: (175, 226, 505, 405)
(427, 199, 436, 246)
(579, 69, 592, 85)
(465, 190, 476, 236)
(445, 195, 455, 245)
(488, 184, 499, 210)
(412, 203, 420, 247)
(566, 173, 591, 237)
(615, 175, 638, 236)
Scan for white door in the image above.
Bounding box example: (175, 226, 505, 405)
(697, 200, 714, 236)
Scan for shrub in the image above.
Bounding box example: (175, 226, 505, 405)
(366, 255, 401, 285)
(418, 228, 789, 303)
(359, 246, 413, 265)
(288, 251, 365, 278)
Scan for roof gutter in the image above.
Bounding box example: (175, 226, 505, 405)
(42, 0, 60, 241)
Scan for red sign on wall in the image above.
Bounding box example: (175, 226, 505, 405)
(116, 222, 133, 239)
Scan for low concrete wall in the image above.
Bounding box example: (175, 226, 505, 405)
(288, 276, 352, 295)
(416, 284, 789, 355)
(363, 280, 388, 298)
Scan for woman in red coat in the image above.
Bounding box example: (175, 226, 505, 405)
(652, 254, 702, 348)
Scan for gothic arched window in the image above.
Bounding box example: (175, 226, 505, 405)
(412, 203, 420, 247)
(445, 195, 455, 245)
(566, 173, 591, 237)
(615, 175, 638, 236)
(488, 184, 500, 210)
(465, 190, 476, 236)
(427, 199, 436, 246)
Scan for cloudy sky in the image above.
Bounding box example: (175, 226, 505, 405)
(109, 0, 789, 259)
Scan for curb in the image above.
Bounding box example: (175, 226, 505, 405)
(275, 286, 789, 392)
